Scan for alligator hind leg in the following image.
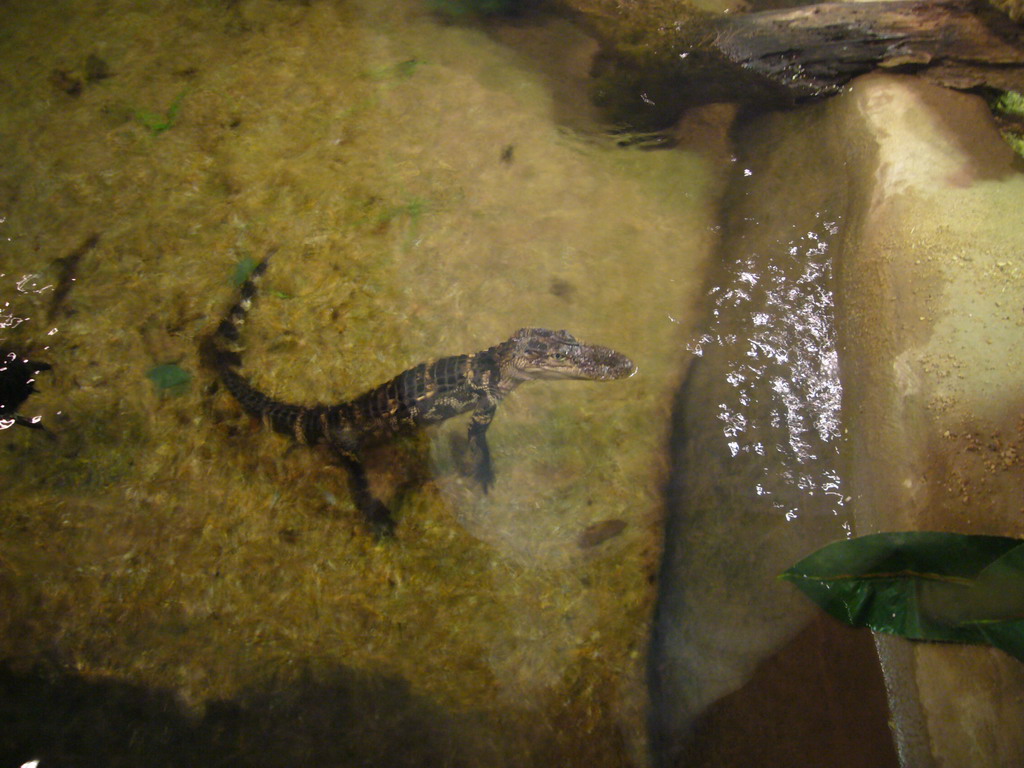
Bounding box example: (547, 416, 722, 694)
(335, 449, 396, 538)
(466, 402, 496, 491)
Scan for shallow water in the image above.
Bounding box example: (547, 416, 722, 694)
(9, 1, 1017, 766)
(649, 101, 900, 766)
(0, 1, 715, 765)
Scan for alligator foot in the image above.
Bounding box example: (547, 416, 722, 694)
(362, 499, 397, 539)
(474, 454, 494, 493)
(459, 440, 494, 492)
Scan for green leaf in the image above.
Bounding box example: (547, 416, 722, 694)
(782, 532, 1024, 660)
(230, 255, 258, 287)
(146, 363, 192, 395)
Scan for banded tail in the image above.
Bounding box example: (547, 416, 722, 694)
(205, 253, 325, 445)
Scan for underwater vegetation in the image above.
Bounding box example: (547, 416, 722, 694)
(994, 90, 1024, 118)
(135, 88, 188, 136)
(990, 90, 1024, 158)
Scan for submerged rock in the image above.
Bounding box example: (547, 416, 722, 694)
(649, 73, 1024, 767)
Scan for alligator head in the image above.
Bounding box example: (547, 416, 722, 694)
(498, 327, 635, 384)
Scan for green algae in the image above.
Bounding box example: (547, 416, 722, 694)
(1003, 130, 1024, 158)
(991, 91, 1024, 158)
(135, 88, 188, 136)
(994, 90, 1024, 119)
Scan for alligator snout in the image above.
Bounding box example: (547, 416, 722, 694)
(575, 344, 635, 381)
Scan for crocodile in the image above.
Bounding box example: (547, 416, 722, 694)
(204, 253, 635, 536)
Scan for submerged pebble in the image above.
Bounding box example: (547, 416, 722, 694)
(578, 518, 627, 549)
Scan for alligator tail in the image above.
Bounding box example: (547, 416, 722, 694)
(206, 252, 326, 446)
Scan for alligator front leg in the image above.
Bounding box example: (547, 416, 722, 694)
(466, 401, 497, 491)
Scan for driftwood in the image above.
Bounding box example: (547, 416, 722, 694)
(576, 0, 1024, 126)
(712, 0, 1024, 100)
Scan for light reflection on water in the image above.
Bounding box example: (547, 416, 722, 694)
(690, 214, 845, 522)
(0, 299, 27, 330)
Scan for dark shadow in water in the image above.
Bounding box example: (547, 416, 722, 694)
(0, 659, 504, 768)
(684, 614, 899, 768)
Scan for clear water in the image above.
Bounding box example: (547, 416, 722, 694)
(0, 1, 949, 766)
(644, 93, 915, 765)
(0, 2, 714, 765)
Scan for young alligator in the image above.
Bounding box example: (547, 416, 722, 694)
(206, 254, 635, 536)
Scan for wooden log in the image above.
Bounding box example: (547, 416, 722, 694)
(712, 0, 1024, 100)
(575, 0, 1024, 126)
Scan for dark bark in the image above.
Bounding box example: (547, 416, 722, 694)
(579, 0, 1024, 127)
(712, 0, 1024, 100)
